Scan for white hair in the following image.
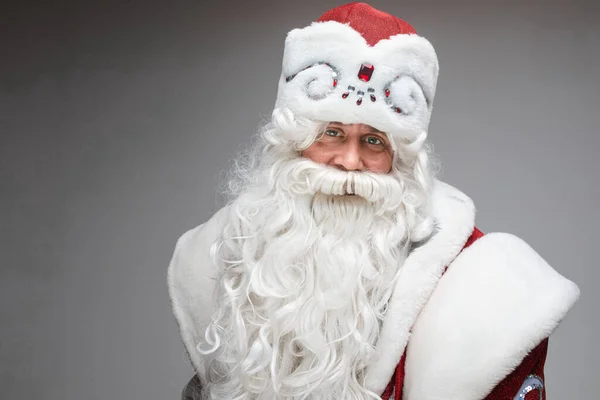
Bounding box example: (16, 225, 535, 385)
(199, 108, 438, 399)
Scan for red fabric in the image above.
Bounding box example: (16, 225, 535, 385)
(317, 2, 417, 46)
(380, 372, 394, 399)
(380, 352, 405, 400)
(484, 338, 548, 400)
(464, 226, 484, 249)
(394, 352, 406, 400)
(380, 227, 549, 400)
(383, 339, 548, 400)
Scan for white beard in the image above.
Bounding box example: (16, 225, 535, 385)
(200, 156, 417, 400)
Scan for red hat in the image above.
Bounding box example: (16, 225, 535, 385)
(317, 2, 417, 46)
(275, 2, 439, 143)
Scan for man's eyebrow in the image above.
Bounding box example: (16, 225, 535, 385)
(365, 126, 385, 134)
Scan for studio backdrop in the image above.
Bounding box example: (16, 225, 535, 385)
(1, 0, 597, 399)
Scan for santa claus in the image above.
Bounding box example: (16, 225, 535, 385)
(168, 3, 580, 399)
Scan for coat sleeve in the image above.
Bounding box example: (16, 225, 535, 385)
(484, 338, 548, 400)
(402, 232, 578, 400)
(468, 228, 548, 400)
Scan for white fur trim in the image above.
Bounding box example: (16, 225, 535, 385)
(167, 207, 229, 387)
(275, 21, 439, 141)
(403, 233, 580, 400)
(364, 181, 475, 393)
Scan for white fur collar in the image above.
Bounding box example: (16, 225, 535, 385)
(168, 206, 230, 387)
(364, 180, 476, 393)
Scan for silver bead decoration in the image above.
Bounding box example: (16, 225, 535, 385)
(513, 374, 544, 400)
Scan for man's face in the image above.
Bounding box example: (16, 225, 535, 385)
(301, 122, 394, 173)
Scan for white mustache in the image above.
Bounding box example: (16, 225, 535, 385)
(274, 158, 404, 206)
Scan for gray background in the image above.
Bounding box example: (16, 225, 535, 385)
(1, 0, 597, 399)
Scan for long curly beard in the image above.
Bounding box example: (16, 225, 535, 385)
(200, 157, 414, 399)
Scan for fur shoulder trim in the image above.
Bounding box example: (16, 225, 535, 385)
(365, 181, 475, 393)
(403, 233, 580, 400)
(167, 207, 229, 386)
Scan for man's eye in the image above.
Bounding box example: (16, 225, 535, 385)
(320, 129, 343, 141)
(365, 136, 383, 145)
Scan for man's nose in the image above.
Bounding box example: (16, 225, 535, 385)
(332, 141, 365, 171)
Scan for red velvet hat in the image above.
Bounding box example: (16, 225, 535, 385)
(317, 2, 417, 46)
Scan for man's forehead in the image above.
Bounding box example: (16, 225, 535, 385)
(328, 121, 385, 134)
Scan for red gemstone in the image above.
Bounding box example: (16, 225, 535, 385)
(358, 63, 374, 82)
(333, 79, 337, 87)
(370, 94, 376, 102)
(395, 107, 402, 113)
(342, 92, 349, 99)
(356, 97, 363, 105)
(385, 89, 390, 97)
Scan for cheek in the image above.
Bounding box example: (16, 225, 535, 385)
(365, 152, 393, 173)
(301, 142, 330, 164)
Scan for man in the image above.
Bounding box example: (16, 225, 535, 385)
(168, 3, 580, 399)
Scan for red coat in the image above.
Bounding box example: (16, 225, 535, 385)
(379, 228, 549, 400)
